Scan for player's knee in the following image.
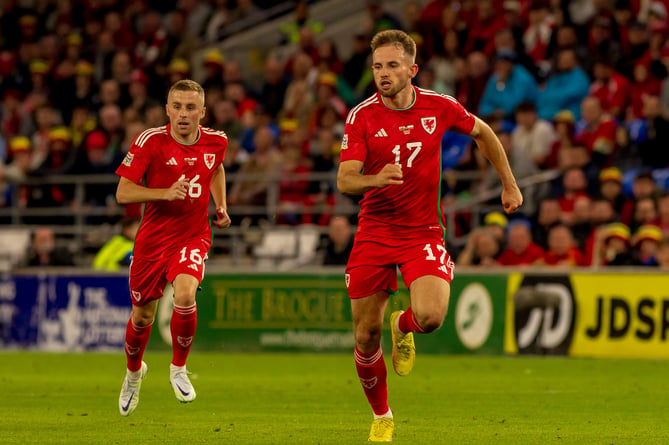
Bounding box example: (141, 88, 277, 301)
(132, 311, 155, 327)
(416, 313, 444, 333)
(355, 326, 382, 347)
(173, 291, 196, 307)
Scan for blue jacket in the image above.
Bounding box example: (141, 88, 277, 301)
(537, 67, 590, 121)
(479, 65, 537, 118)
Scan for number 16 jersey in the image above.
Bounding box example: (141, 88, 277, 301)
(115, 124, 228, 260)
(340, 86, 475, 241)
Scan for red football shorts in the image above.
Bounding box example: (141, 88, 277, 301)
(128, 239, 209, 306)
(345, 235, 455, 299)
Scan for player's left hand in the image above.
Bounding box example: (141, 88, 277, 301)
(213, 206, 231, 228)
(501, 185, 523, 214)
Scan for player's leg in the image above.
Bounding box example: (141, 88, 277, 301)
(352, 291, 394, 442)
(390, 240, 454, 376)
(406, 275, 451, 332)
(126, 300, 159, 371)
(168, 273, 199, 402)
(120, 255, 167, 416)
(119, 300, 157, 416)
(347, 259, 398, 442)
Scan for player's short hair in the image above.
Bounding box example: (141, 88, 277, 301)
(167, 79, 205, 105)
(370, 30, 416, 61)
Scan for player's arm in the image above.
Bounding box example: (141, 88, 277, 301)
(210, 164, 231, 228)
(116, 176, 189, 204)
(469, 116, 523, 213)
(337, 160, 403, 195)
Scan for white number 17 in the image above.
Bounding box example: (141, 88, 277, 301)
(392, 142, 422, 168)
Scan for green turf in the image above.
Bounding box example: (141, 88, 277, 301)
(1, 352, 668, 444)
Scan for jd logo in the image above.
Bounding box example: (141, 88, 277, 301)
(455, 283, 493, 350)
(585, 296, 669, 340)
(513, 275, 575, 355)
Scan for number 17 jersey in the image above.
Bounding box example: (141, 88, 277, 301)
(340, 86, 475, 240)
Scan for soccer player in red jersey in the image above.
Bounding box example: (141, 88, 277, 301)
(115, 80, 231, 416)
(337, 30, 523, 441)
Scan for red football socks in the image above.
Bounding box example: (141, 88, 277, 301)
(398, 307, 425, 334)
(170, 303, 197, 367)
(354, 346, 389, 415)
(124, 317, 152, 372)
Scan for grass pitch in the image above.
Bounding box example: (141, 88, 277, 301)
(1, 352, 667, 444)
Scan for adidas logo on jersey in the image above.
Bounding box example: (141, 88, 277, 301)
(374, 128, 388, 137)
(166, 157, 178, 166)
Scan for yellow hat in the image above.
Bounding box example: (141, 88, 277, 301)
(484, 211, 508, 228)
(9, 136, 31, 152)
(49, 126, 72, 142)
(599, 167, 622, 183)
(553, 110, 575, 124)
(203, 49, 223, 66)
(317, 72, 338, 88)
(279, 118, 299, 132)
(603, 222, 630, 243)
(169, 58, 190, 74)
(67, 33, 83, 47)
(74, 60, 94, 76)
(409, 32, 423, 45)
(635, 224, 663, 245)
(29, 60, 48, 74)
(19, 15, 37, 27)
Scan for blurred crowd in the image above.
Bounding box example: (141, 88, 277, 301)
(2, 0, 669, 268)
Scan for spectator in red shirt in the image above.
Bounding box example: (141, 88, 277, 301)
(523, 2, 553, 65)
(626, 64, 661, 121)
(589, 58, 630, 119)
(533, 199, 563, 250)
(618, 19, 650, 80)
(556, 167, 590, 218)
(463, 0, 507, 57)
(575, 96, 618, 167)
(535, 223, 586, 266)
(497, 220, 544, 266)
(583, 198, 618, 265)
(277, 147, 311, 225)
(456, 51, 491, 113)
(630, 196, 659, 232)
(621, 171, 657, 225)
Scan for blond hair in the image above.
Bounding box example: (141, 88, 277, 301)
(168, 79, 205, 104)
(370, 30, 416, 61)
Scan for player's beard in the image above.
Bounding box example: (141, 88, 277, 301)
(377, 78, 408, 98)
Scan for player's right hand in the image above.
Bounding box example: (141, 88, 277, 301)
(165, 178, 190, 201)
(375, 164, 403, 188)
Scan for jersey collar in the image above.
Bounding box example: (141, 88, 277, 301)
(168, 123, 201, 146)
(380, 85, 417, 111)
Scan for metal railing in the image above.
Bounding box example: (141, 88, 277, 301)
(0, 169, 557, 264)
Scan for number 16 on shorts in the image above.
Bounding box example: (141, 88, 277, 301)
(177, 246, 207, 280)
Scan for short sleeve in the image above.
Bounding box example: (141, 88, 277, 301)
(115, 137, 152, 184)
(340, 111, 367, 164)
(441, 95, 476, 135)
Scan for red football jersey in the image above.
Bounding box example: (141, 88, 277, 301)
(116, 124, 228, 259)
(341, 86, 475, 239)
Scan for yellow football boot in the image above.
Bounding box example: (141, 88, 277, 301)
(390, 310, 415, 376)
(368, 417, 394, 442)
